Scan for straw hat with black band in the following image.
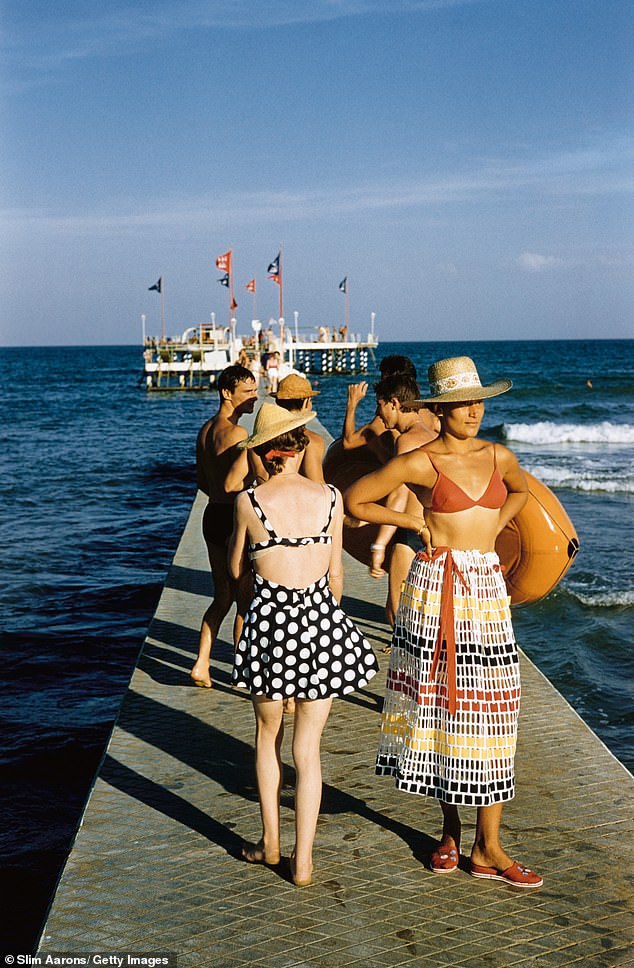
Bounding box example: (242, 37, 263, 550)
(415, 356, 512, 404)
(238, 402, 317, 451)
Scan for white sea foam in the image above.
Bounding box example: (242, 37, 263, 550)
(568, 588, 634, 608)
(504, 421, 634, 445)
(522, 464, 634, 494)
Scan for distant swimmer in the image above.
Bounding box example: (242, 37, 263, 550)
(586, 379, 593, 389)
(190, 364, 258, 689)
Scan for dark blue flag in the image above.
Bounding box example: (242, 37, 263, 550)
(218, 273, 230, 288)
(267, 253, 280, 275)
(148, 277, 162, 293)
(339, 277, 347, 294)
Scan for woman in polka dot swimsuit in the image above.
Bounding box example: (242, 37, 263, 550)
(229, 403, 378, 886)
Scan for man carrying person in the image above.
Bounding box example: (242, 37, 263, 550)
(342, 355, 421, 462)
(190, 364, 258, 688)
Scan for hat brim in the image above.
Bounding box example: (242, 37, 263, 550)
(238, 410, 317, 450)
(415, 379, 512, 404)
(269, 389, 320, 398)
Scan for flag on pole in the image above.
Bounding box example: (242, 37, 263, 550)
(267, 252, 280, 275)
(148, 277, 162, 293)
(218, 273, 230, 288)
(338, 277, 347, 294)
(245, 278, 256, 293)
(230, 297, 238, 311)
(215, 250, 232, 273)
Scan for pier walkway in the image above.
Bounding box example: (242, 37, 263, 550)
(39, 418, 633, 966)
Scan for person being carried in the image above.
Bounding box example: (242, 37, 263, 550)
(341, 355, 420, 462)
(345, 356, 543, 889)
(366, 373, 438, 625)
(190, 364, 258, 689)
(229, 403, 378, 886)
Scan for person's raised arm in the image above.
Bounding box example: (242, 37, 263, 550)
(342, 382, 372, 449)
(228, 494, 249, 580)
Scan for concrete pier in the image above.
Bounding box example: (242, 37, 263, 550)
(39, 418, 634, 966)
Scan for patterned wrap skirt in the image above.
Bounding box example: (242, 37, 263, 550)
(232, 572, 379, 700)
(376, 548, 520, 806)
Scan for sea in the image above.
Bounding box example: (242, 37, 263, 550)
(1, 339, 633, 951)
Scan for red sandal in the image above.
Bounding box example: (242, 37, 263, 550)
(430, 845, 459, 874)
(470, 860, 543, 888)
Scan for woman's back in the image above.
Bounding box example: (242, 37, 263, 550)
(244, 477, 340, 589)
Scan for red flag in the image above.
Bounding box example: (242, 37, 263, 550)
(268, 274, 281, 286)
(215, 250, 232, 273)
(245, 278, 256, 293)
(230, 297, 238, 311)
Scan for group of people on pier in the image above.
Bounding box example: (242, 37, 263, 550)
(191, 355, 543, 890)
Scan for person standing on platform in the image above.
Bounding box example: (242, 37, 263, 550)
(345, 356, 543, 888)
(190, 364, 258, 689)
(229, 403, 378, 885)
(272, 373, 326, 483)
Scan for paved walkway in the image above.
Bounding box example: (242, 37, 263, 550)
(39, 419, 634, 967)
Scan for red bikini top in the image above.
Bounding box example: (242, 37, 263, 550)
(428, 445, 507, 513)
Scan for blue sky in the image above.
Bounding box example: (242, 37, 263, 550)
(1, 0, 632, 345)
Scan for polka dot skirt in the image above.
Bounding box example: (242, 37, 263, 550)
(232, 573, 379, 700)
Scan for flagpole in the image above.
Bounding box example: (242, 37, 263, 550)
(160, 277, 165, 340)
(279, 242, 284, 347)
(346, 276, 349, 335)
(229, 243, 234, 327)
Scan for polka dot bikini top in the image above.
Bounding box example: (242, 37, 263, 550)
(247, 484, 337, 560)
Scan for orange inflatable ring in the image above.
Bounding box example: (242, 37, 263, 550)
(324, 440, 579, 607)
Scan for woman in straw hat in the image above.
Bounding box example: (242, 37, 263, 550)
(229, 403, 378, 886)
(345, 357, 543, 888)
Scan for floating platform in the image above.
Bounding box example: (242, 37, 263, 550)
(38, 415, 634, 966)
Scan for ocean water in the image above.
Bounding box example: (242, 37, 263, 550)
(1, 339, 632, 950)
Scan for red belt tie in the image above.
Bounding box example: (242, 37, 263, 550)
(421, 547, 469, 716)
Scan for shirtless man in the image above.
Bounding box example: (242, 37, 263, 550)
(191, 364, 258, 688)
(367, 374, 438, 625)
(273, 374, 325, 482)
(342, 355, 418, 463)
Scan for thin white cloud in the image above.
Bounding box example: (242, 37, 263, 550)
(515, 252, 566, 273)
(2, 0, 484, 74)
(2, 134, 632, 239)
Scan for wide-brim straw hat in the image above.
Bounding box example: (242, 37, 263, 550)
(415, 356, 512, 403)
(238, 402, 317, 450)
(270, 373, 320, 399)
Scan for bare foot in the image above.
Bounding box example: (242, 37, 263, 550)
(241, 840, 280, 866)
(190, 662, 212, 688)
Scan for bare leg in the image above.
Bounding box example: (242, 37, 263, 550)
(291, 698, 333, 884)
(439, 801, 462, 850)
(232, 572, 254, 654)
(191, 541, 233, 687)
(386, 544, 414, 627)
(470, 803, 514, 870)
(246, 696, 284, 865)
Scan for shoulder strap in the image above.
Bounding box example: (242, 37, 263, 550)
(321, 484, 337, 533)
(247, 488, 277, 538)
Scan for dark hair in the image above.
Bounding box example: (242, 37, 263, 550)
(218, 364, 254, 394)
(374, 373, 420, 410)
(379, 355, 417, 379)
(276, 397, 304, 413)
(254, 426, 309, 475)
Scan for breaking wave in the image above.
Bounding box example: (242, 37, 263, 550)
(503, 421, 634, 445)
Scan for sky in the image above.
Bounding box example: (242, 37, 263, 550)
(1, 0, 632, 346)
